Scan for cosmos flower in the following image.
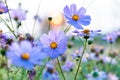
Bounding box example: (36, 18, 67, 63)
(10, 8, 27, 21)
(63, 4, 91, 29)
(103, 32, 117, 43)
(34, 15, 42, 23)
(0, 32, 13, 49)
(0, 2, 8, 14)
(43, 62, 60, 80)
(27, 69, 36, 80)
(101, 55, 117, 65)
(107, 73, 119, 80)
(6, 40, 47, 70)
(71, 48, 90, 62)
(40, 30, 68, 59)
(73, 29, 101, 40)
(71, 48, 83, 60)
(86, 68, 107, 80)
(62, 60, 74, 72)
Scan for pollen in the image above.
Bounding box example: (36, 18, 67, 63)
(21, 53, 30, 60)
(83, 29, 90, 34)
(0, 8, 5, 13)
(72, 15, 79, 21)
(50, 42, 57, 49)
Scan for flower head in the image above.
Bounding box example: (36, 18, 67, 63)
(6, 40, 46, 70)
(43, 62, 60, 80)
(107, 73, 119, 80)
(103, 32, 117, 43)
(64, 4, 91, 29)
(86, 68, 107, 80)
(10, 8, 27, 21)
(73, 29, 101, 40)
(62, 60, 74, 72)
(0, 2, 8, 14)
(40, 30, 68, 59)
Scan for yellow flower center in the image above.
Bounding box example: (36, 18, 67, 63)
(72, 15, 79, 21)
(83, 29, 90, 34)
(50, 42, 57, 49)
(0, 8, 5, 13)
(21, 53, 30, 60)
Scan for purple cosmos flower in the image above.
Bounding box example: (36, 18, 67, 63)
(40, 30, 68, 59)
(34, 15, 42, 23)
(0, 2, 8, 14)
(107, 73, 119, 80)
(43, 62, 60, 80)
(64, 4, 91, 29)
(6, 40, 47, 70)
(10, 8, 27, 21)
(62, 60, 74, 72)
(73, 29, 101, 40)
(27, 69, 36, 80)
(103, 33, 117, 43)
(0, 32, 13, 49)
(71, 48, 83, 60)
(86, 68, 107, 80)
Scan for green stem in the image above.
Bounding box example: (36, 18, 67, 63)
(57, 58, 65, 80)
(12, 67, 21, 80)
(109, 43, 113, 70)
(4, 0, 14, 30)
(64, 25, 71, 33)
(48, 21, 51, 31)
(74, 39, 87, 80)
(14, 67, 21, 75)
(35, 57, 50, 80)
(21, 68, 26, 80)
(0, 16, 17, 38)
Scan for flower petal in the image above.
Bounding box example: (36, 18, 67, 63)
(40, 34, 51, 47)
(79, 20, 90, 26)
(68, 20, 83, 29)
(70, 4, 76, 14)
(80, 15, 91, 21)
(64, 5, 72, 17)
(20, 41, 32, 53)
(77, 7, 86, 16)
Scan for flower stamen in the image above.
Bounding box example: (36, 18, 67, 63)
(72, 15, 79, 21)
(21, 53, 30, 60)
(83, 29, 90, 34)
(50, 42, 57, 49)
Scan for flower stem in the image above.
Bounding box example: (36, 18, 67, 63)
(14, 67, 21, 75)
(4, 0, 14, 30)
(35, 57, 50, 80)
(109, 43, 113, 70)
(32, 0, 42, 36)
(0, 16, 17, 38)
(64, 25, 71, 33)
(74, 39, 87, 80)
(57, 58, 65, 80)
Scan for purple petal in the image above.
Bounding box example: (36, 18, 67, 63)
(64, 5, 72, 17)
(20, 41, 32, 53)
(40, 34, 51, 47)
(79, 20, 90, 26)
(68, 20, 83, 29)
(80, 15, 91, 21)
(77, 7, 86, 16)
(70, 4, 76, 14)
